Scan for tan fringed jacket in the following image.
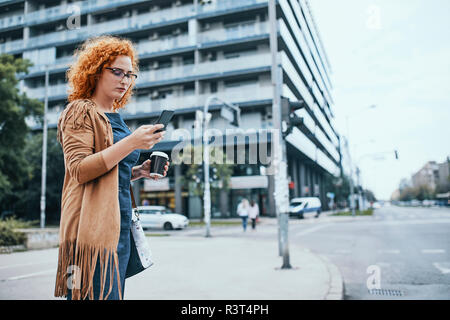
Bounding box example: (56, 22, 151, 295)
(54, 98, 122, 300)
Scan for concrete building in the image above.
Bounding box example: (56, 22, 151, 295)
(1, 0, 341, 218)
(412, 161, 439, 191)
(437, 157, 449, 191)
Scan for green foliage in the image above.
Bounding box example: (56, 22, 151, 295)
(0, 54, 44, 211)
(0, 217, 36, 246)
(331, 208, 374, 216)
(12, 129, 65, 223)
(399, 184, 436, 201)
(180, 144, 233, 199)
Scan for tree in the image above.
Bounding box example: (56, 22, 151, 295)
(0, 54, 43, 214)
(13, 129, 65, 223)
(179, 144, 233, 215)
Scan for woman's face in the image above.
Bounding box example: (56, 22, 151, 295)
(96, 55, 135, 102)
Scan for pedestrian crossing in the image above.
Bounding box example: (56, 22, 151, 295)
(329, 248, 449, 275)
(381, 212, 450, 220)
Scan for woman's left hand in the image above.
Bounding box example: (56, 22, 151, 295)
(137, 160, 170, 180)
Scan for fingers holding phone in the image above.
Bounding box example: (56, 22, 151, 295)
(131, 124, 165, 150)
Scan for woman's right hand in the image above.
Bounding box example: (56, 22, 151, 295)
(129, 124, 165, 150)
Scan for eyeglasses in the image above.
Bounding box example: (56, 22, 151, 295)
(105, 67, 138, 81)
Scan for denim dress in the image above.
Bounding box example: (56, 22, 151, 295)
(67, 112, 140, 300)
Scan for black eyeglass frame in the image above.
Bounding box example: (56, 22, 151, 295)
(105, 67, 138, 81)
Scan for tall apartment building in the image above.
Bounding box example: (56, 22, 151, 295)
(412, 161, 440, 191)
(0, 0, 342, 218)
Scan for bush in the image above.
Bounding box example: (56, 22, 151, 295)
(0, 217, 36, 246)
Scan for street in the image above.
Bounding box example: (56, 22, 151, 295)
(288, 205, 450, 299)
(0, 205, 449, 300)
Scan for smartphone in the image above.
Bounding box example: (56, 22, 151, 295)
(153, 110, 174, 133)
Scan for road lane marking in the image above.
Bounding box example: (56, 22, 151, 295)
(432, 262, 450, 274)
(334, 249, 351, 254)
(294, 224, 330, 236)
(377, 249, 400, 254)
(421, 249, 445, 254)
(376, 262, 391, 268)
(0, 261, 54, 270)
(5, 269, 55, 281)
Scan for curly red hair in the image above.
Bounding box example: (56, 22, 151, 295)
(66, 35, 139, 111)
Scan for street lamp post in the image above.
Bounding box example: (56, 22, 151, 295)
(40, 65, 49, 229)
(345, 105, 376, 216)
(203, 95, 240, 238)
(269, 0, 291, 269)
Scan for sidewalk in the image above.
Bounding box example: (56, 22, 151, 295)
(124, 220, 344, 300)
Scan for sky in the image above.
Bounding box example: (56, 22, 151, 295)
(309, 0, 450, 199)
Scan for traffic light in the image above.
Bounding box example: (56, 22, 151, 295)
(281, 96, 305, 138)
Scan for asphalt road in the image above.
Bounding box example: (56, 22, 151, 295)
(0, 205, 448, 300)
(288, 205, 450, 300)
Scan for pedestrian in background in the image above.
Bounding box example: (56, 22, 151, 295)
(237, 198, 249, 232)
(248, 200, 259, 231)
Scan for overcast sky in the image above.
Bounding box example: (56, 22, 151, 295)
(309, 0, 450, 199)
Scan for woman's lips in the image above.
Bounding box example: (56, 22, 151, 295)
(116, 88, 126, 92)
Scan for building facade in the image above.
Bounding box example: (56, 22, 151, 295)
(412, 161, 440, 191)
(1, 0, 341, 218)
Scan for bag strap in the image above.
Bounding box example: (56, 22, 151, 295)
(130, 186, 137, 209)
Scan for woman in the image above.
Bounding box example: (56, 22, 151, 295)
(248, 200, 259, 230)
(54, 35, 169, 300)
(237, 198, 250, 232)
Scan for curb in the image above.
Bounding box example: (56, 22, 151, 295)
(0, 245, 27, 254)
(317, 254, 344, 300)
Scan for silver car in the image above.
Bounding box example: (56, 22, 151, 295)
(136, 206, 189, 230)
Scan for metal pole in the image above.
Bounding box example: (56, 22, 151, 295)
(344, 137, 356, 217)
(269, 0, 291, 268)
(203, 96, 215, 238)
(40, 66, 49, 229)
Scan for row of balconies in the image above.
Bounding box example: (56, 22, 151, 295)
(25, 82, 273, 127)
(0, 0, 268, 51)
(26, 20, 270, 74)
(24, 52, 272, 99)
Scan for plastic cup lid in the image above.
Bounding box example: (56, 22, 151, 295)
(150, 151, 169, 159)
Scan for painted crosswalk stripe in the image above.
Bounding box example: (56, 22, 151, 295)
(432, 262, 450, 274)
(6, 269, 55, 281)
(378, 249, 400, 254)
(421, 249, 445, 254)
(0, 261, 54, 270)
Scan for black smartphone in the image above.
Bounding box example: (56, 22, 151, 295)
(153, 110, 174, 133)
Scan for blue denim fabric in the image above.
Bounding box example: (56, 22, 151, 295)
(240, 216, 248, 231)
(67, 112, 140, 300)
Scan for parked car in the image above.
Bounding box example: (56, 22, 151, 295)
(289, 197, 322, 219)
(136, 206, 189, 230)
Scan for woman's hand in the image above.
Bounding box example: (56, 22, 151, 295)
(129, 124, 165, 150)
(134, 160, 170, 180)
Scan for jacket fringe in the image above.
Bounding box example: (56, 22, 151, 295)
(54, 239, 122, 300)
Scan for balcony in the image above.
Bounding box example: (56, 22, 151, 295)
(25, 83, 273, 129)
(0, 3, 195, 53)
(25, 83, 67, 100)
(138, 52, 271, 86)
(125, 84, 273, 115)
(138, 34, 192, 56)
(200, 21, 268, 44)
(0, 0, 150, 29)
(197, 0, 268, 14)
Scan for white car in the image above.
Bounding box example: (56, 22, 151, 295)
(136, 206, 189, 230)
(289, 197, 322, 219)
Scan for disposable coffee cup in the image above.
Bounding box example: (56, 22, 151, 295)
(149, 151, 169, 178)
